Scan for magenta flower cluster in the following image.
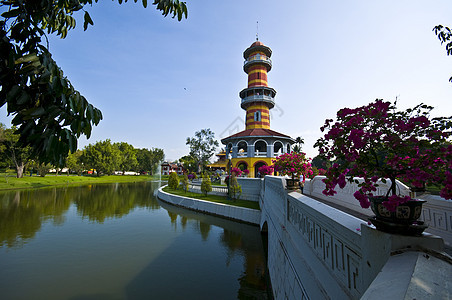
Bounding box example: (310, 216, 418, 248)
(315, 99, 452, 210)
(272, 152, 313, 179)
(230, 167, 242, 176)
(258, 165, 274, 176)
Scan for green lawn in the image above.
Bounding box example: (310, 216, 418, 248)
(162, 186, 260, 210)
(0, 174, 161, 191)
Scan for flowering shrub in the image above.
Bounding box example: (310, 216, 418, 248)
(273, 152, 313, 179)
(315, 99, 452, 211)
(242, 169, 250, 176)
(187, 173, 195, 180)
(258, 165, 274, 176)
(230, 167, 242, 176)
(318, 168, 327, 176)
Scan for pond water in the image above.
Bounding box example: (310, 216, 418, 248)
(0, 181, 271, 300)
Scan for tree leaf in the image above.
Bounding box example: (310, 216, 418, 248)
(83, 12, 94, 31)
(1, 8, 21, 18)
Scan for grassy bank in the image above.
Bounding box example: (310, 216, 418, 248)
(162, 186, 260, 210)
(0, 174, 162, 191)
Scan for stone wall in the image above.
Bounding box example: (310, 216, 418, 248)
(157, 187, 261, 225)
(260, 176, 447, 300)
(303, 175, 411, 216)
(237, 178, 263, 202)
(418, 194, 452, 246)
(303, 176, 452, 246)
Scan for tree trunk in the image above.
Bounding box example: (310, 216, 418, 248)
(16, 162, 25, 178)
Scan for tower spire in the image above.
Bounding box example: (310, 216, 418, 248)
(256, 21, 259, 41)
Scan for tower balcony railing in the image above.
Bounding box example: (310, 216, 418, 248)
(254, 151, 267, 157)
(237, 152, 248, 157)
(244, 54, 272, 65)
(241, 94, 275, 109)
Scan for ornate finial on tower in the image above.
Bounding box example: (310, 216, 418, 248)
(256, 21, 259, 41)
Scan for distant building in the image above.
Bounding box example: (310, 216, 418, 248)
(207, 150, 228, 172)
(221, 40, 294, 177)
(161, 161, 185, 175)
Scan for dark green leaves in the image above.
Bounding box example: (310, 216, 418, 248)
(433, 24, 452, 82)
(153, 0, 188, 21)
(1, 8, 21, 18)
(83, 11, 94, 31)
(1, 0, 188, 167)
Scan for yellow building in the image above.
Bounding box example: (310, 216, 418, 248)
(207, 151, 228, 171)
(221, 40, 294, 178)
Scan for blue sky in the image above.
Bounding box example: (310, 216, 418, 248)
(1, 0, 452, 161)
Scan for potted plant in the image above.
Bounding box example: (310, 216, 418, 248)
(273, 152, 313, 190)
(315, 99, 452, 234)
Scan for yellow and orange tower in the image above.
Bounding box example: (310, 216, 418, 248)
(241, 40, 274, 130)
(222, 40, 294, 177)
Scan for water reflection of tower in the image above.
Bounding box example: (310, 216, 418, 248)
(222, 40, 294, 178)
(221, 229, 268, 298)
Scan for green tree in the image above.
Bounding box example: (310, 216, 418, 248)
(311, 155, 331, 170)
(179, 154, 197, 173)
(186, 129, 219, 173)
(433, 25, 452, 82)
(116, 142, 138, 174)
(136, 147, 164, 174)
(180, 174, 189, 193)
(0, 0, 188, 166)
(82, 139, 121, 176)
(0, 123, 6, 168)
(0, 126, 33, 177)
(35, 162, 52, 177)
(168, 172, 179, 189)
(200, 172, 212, 196)
(228, 174, 242, 200)
(66, 150, 84, 175)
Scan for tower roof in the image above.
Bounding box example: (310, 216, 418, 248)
(221, 128, 294, 144)
(243, 41, 272, 59)
(250, 41, 264, 47)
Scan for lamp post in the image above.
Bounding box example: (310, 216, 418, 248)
(227, 154, 231, 200)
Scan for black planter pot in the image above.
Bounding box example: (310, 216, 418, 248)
(369, 196, 428, 236)
(285, 178, 298, 190)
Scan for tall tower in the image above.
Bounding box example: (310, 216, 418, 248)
(221, 40, 294, 178)
(240, 41, 276, 130)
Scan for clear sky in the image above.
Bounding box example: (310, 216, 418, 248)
(1, 0, 451, 161)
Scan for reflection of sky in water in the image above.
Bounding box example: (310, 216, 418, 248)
(0, 182, 269, 299)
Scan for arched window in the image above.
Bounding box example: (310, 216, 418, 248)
(237, 141, 248, 157)
(254, 140, 267, 157)
(237, 162, 248, 171)
(254, 111, 261, 122)
(274, 141, 283, 155)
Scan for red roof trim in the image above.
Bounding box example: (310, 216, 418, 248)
(222, 128, 292, 139)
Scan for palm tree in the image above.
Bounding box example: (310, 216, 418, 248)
(293, 137, 304, 153)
